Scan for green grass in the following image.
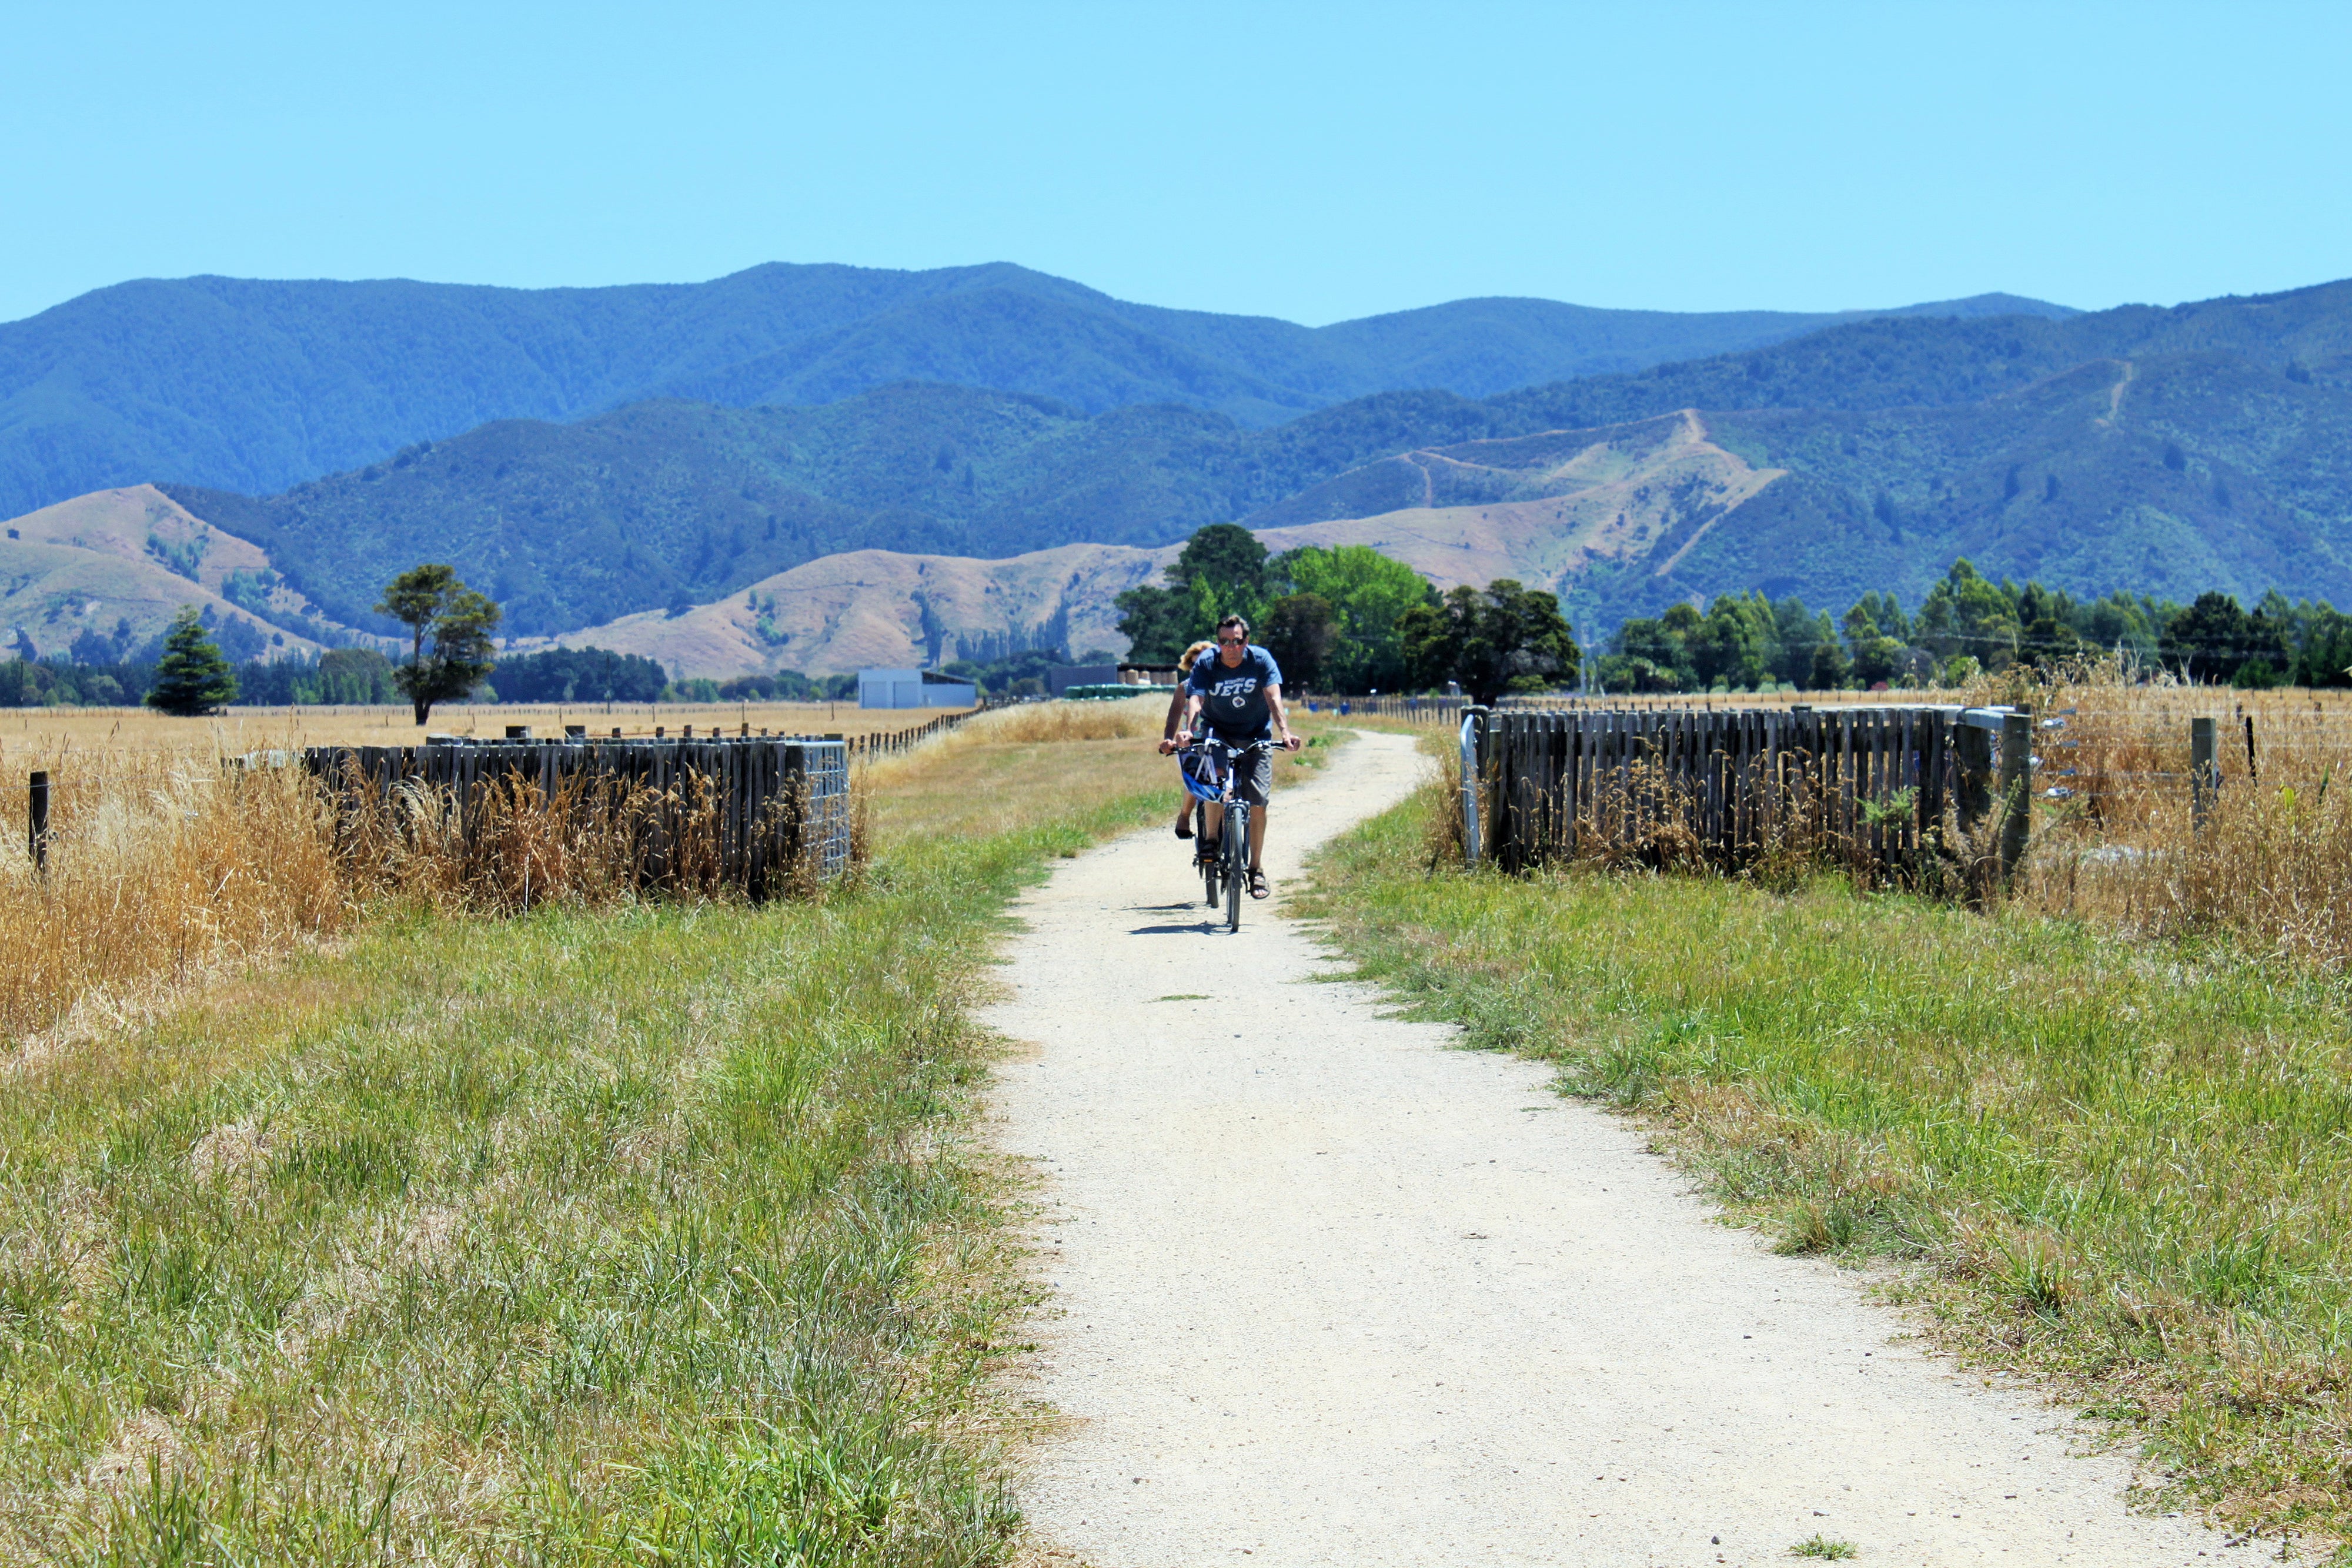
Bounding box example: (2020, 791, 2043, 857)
(1301, 779, 2352, 1542)
(1790, 1536, 1859, 1560)
(0, 764, 1179, 1563)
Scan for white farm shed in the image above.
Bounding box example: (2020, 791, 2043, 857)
(857, 668, 978, 709)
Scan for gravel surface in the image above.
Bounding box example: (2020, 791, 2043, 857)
(988, 731, 2217, 1566)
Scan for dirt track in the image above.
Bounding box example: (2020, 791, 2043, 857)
(987, 731, 2217, 1566)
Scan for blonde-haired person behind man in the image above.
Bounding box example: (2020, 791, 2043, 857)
(1157, 638, 1217, 840)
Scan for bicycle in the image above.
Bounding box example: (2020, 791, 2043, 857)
(1184, 735, 1276, 932)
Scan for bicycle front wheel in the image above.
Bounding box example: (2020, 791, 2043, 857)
(1225, 807, 1245, 932)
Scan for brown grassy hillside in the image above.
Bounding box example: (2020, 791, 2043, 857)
(0, 486, 343, 659)
(522, 541, 1180, 675)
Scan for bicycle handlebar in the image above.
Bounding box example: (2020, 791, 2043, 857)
(1174, 734, 1294, 754)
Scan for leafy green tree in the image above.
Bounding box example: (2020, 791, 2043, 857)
(1174, 523, 1272, 616)
(1692, 593, 1778, 690)
(2160, 591, 2251, 683)
(145, 606, 239, 716)
(1771, 597, 1830, 686)
(2293, 606, 2352, 688)
(940, 646, 1072, 698)
(313, 647, 399, 704)
(2078, 592, 2161, 660)
(1808, 637, 1853, 690)
(1841, 599, 1906, 688)
(1115, 523, 1275, 664)
(2019, 614, 2082, 666)
(1915, 559, 2019, 667)
(1261, 592, 1338, 689)
(1271, 544, 1435, 691)
(2015, 582, 2084, 666)
(1603, 606, 1699, 692)
(1850, 590, 1912, 643)
(2234, 656, 2286, 689)
(1113, 581, 1192, 664)
(2241, 592, 2296, 683)
(377, 564, 501, 724)
(1399, 579, 1578, 704)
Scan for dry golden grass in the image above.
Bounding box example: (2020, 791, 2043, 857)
(0, 693, 1322, 1051)
(0, 750, 786, 1047)
(0, 703, 940, 1046)
(1989, 670, 2352, 965)
(864, 693, 1332, 848)
(0, 752, 350, 1044)
(1471, 669, 2352, 968)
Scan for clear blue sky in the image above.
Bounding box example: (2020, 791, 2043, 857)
(5, 1, 2347, 327)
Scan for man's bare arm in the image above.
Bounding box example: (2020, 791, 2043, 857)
(1265, 683, 1301, 750)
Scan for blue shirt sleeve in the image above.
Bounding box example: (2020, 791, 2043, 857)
(1185, 651, 1213, 693)
(1256, 646, 1284, 688)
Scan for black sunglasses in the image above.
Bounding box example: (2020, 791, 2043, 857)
(1218, 634, 1247, 646)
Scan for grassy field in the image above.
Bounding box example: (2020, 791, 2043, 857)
(0, 696, 1277, 1566)
(1302, 745, 2352, 1550)
(0, 698, 1030, 1048)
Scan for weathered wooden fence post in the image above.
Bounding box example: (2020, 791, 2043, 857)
(1997, 710, 2032, 887)
(27, 770, 49, 874)
(1954, 718, 1994, 840)
(2190, 715, 2219, 827)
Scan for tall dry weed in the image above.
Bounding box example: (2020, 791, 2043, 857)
(1484, 666, 2352, 964)
(1509, 751, 1925, 891)
(1, 738, 852, 1046)
(2014, 668, 2352, 964)
(0, 753, 349, 1042)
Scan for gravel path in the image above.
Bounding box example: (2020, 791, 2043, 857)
(987, 731, 2217, 1566)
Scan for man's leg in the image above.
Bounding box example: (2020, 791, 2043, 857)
(1243, 748, 1273, 872)
(1202, 801, 1226, 845)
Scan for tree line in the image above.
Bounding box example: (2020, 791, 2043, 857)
(2, 567, 855, 714)
(1117, 524, 1578, 704)
(1599, 559, 2352, 694)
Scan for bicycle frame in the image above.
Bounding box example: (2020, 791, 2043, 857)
(1188, 735, 1270, 933)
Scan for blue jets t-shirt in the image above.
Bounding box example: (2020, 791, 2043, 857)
(1188, 644, 1284, 740)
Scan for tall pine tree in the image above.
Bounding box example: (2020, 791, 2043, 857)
(145, 607, 239, 716)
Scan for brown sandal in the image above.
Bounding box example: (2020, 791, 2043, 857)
(1248, 868, 1269, 900)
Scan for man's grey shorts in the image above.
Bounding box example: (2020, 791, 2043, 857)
(1209, 737, 1274, 806)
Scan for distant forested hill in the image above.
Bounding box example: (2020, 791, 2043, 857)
(1583, 352, 2352, 629)
(150, 278, 2352, 638)
(0, 260, 2069, 517)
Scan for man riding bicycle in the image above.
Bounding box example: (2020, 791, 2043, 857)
(1160, 613, 1301, 900)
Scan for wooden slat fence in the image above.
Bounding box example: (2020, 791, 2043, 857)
(303, 736, 851, 897)
(1461, 704, 2034, 885)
